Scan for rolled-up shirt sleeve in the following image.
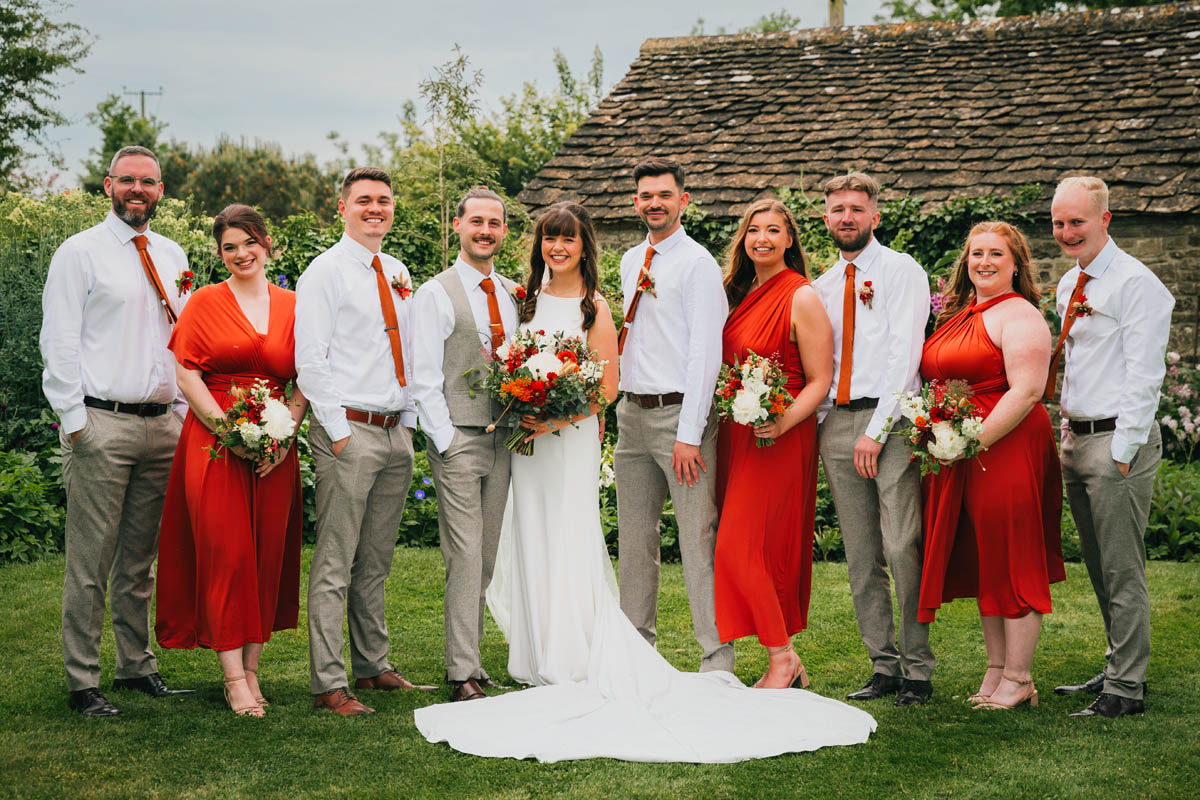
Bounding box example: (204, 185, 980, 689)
(1112, 273, 1174, 463)
(677, 254, 728, 446)
(294, 263, 351, 442)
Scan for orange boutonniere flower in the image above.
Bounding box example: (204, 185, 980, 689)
(639, 269, 657, 298)
(1072, 295, 1093, 317)
(513, 286, 527, 302)
(390, 276, 411, 299)
(858, 280, 874, 309)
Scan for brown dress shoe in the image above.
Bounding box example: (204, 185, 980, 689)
(355, 670, 437, 692)
(449, 678, 487, 702)
(314, 687, 375, 715)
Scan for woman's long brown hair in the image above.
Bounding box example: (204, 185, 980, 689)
(520, 202, 601, 331)
(935, 221, 1041, 328)
(723, 199, 808, 309)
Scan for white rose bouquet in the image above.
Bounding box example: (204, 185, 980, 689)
(206, 378, 298, 463)
(892, 379, 986, 475)
(712, 350, 792, 448)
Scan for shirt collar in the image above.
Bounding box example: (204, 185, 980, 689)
(1081, 236, 1117, 279)
(104, 210, 143, 246)
(454, 255, 498, 289)
(835, 235, 882, 274)
(645, 225, 687, 255)
(338, 233, 381, 269)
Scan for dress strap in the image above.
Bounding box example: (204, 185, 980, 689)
(970, 292, 1023, 315)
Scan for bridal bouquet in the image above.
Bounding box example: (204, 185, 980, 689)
(483, 328, 608, 455)
(206, 378, 298, 463)
(893, 379, 985, 475)
(712, 350, 792, 447)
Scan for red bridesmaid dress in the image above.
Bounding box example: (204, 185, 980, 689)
(155, 282, 303, 651)
(714, 270, 818, 647)
(917, 292, 1065, 623)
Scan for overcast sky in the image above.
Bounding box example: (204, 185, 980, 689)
(43, 0, 886, 186)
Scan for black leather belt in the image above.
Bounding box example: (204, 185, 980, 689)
(1069, 417, 1117, 435)
(346, 408, 402, 429)
(624, 392, 684, 409)
(83, 396, 169, 417)
(834, 397, 879, 412)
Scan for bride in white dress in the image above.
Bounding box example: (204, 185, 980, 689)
(415, 202, 875, 763)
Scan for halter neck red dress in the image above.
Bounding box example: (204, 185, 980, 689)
(155, 282, 303, 651)
(715, 270, 817, 647)
(917, 292, 1065, 623)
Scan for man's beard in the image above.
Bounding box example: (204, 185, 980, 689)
(113, 194, 159, 228)
(641, 208, 679, 233)
(830, 226, 872, 254)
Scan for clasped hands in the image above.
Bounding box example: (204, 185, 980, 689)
(520, 413, 570, 442)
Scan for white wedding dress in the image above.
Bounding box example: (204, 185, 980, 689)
(414, 294, 876, 763)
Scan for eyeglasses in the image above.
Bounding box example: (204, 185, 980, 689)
(110, 175, 160, 189)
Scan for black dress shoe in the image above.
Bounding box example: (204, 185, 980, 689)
(1069, 692, 1145, 719)
(68, 688, 120, 717)
(846, 673, 904, 701)
(894, 679, 933, 707)
(1054, 671, 1105, 695)
(111, 672, 195, 697)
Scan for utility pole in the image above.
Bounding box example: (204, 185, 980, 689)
(122, 86, 163, 119)
(830, 0, 845, 27)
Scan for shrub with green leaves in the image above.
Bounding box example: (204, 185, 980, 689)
(0, 450, 65, 564)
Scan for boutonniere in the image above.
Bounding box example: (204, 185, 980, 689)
(857, 280, 874, 309)
(638, 269, 657, 298)
(390, 276, 411, 300)
(512, 285, 527, 303)
(1072, 295, 1093, 317)
(175, 270, 194, 295)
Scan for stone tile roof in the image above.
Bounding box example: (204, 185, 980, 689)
(518, 3, 1200, 221)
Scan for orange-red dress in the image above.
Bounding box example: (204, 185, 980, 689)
(155, 282, 302, 651)
(918, 292, 1065, 623)
(714, 270, 817, 647)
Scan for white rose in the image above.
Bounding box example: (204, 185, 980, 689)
(960, 416, 984, 440)
(524, 351, 564, 380)
(927, 420, 967, 461)
(731, 390, 767, 426)
(898, 392, 926, 423)
(495, 340, 511, 361)
(262, 399, 296, 441)
(742, 374, 769, 398)
(237, 421, 264, 446)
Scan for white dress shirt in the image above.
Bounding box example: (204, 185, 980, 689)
(40, 211, 190, 434)
(1058, 237, 1174, 463)
(410, 257, 520, 454)
(294, 233, 417, 442)
(813, 236, 930, 442)
(618, 226, 728, 446)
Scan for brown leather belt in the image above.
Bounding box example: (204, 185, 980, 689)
(1069, 417, 1117, 435)
(345, 408, 402, 429)
(834, 396, 879, 412)
(624, 391, 684, 409)
(83, 396, 169, 417)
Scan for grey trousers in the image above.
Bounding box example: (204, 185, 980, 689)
(1061, 424, 1160, 700)
(819, 406, 934, 681)
(307, 419, 414, 694)
(60, 407, 180, 691)
(426, 426, 511, 683)
(614, 397, 733, 673)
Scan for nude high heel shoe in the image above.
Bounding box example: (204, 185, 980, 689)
(974, 676, 1038, 710)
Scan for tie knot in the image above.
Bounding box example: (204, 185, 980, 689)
(844, 262, 856, 278)
(643, 247, 656, 269)
(132, 234, 148, 251)
(479, 277, 496, 294)
(371, 255, 383, 273)
(1074, 270, 1089, 289)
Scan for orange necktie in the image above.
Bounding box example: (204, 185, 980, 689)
(479, 277, 506, 356)
(835, 262, 856, 406)
(132, 234, 177, 325)
(1043, 269, 1091, 402)
(617, 246, 656, 355)
(371, 256, 407, 387)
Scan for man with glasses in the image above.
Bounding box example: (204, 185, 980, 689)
(41, 145, 194, 716)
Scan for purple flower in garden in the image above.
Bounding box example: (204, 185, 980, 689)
(274, 274, 291, 289)
(414, 489, 426, 500)
(930, 294, 945, 316)
(51, 422, 59, 430)
(422, 477, 432, 486)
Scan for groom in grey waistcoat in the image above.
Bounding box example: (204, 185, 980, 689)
(411, 187, 521, 702)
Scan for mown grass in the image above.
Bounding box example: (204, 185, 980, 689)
(1, 550, 1197, 800)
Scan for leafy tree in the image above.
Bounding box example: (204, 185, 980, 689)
(690, 8, 805, 35)
(0, 0, 92, 189)
(79, 94, 168, 193)
(457, 48, 604, 196)
(877, 0, 1161, 23)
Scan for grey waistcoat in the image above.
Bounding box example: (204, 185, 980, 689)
(433, 269, 518, 428)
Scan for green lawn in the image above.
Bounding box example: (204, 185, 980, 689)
(1, 549, 1197, 800)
